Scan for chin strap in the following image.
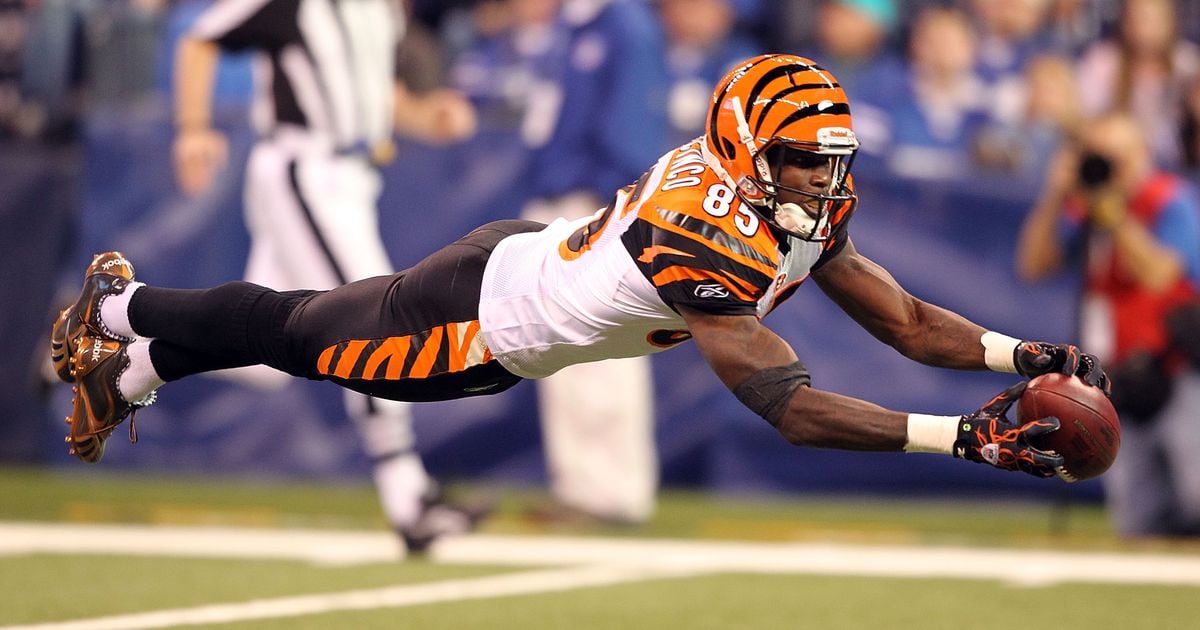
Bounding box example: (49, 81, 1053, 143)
(729, 96, 772, 191)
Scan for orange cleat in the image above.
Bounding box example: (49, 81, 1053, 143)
(65, 334, 152, 463)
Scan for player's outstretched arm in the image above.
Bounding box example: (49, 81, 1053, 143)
(679, 307, 1066, 479)
(679, 305, 908, 451)
(811, 237, 1110, 393)
(810, 237, 991, 370)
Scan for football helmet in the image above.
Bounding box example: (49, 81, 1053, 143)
(705, 54, 859, 241)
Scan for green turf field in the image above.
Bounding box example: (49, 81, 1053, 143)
(2, 467, 1198, 629)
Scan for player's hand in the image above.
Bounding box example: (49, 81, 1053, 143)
(173, 127, 229, 197)
(1014, 341, 1111, 396)
(954, 381, 1065, 479)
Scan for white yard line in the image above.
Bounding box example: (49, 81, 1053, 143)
(437, 534, 1200, 587)
(0, 522, 402, 566)
(0, 564, 700, 630)
(2, 521, 1199, 629)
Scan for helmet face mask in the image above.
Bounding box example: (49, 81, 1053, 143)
(750, 141, 857, 241)
(705, 54, 860, 242)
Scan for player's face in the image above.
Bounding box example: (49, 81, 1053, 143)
(776, 154, 835, 211)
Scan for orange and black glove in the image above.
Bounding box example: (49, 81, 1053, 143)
(954, 381, 1065, 479)
(1014, 341, 1111, 396)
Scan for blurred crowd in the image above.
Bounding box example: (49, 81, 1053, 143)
(4, 0, 1200, 187)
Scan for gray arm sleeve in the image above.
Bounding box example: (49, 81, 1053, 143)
(732, 361, 811, 427)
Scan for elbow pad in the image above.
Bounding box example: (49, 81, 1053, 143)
(732, 361, 811, 427)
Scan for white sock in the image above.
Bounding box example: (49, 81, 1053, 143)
(346, 394, 431, 528)
(372, 453, 431, 528)
(100, 281, 144, 339)
(119, 338, 164, 404)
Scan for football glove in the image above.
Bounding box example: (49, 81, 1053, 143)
(1014, 341, 1112, 396)
(954, 381, 1065, 479)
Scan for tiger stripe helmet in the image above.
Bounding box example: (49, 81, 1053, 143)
(705, 54, 859, 241)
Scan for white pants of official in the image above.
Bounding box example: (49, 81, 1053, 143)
(225, 135, 425, 523)
(522, 192, 658, 523)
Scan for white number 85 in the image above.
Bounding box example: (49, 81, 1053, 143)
(701, 184, 759, 237)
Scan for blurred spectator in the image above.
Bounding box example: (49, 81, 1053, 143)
(439, 0, 512, 63)
(1185, 76, 1200, 172)
(83, 0, 165, 112)
(854, 6, 989, 181)
(0, 0, 22, 138)
(1016, 112, 1200, 537)
(758, 0, 817, 53)
(1076, 0, 1200, 169)
(968, 0, 1055, 129)
(395, 1, 456, 96)
(1176, 0, 1200, 44)
(516, 0, 670, 525)
(762, 0, 906, 56)
(974, 53, 1083, 177)
(810, 0, 900, 101)
(656, 0, 762, 148)
(12, 0, 91, 140)
(449, 0, 564, 135)
(1045, 0, 1114, 56)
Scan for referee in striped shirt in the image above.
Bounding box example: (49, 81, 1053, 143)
(171, 0, 479, 553)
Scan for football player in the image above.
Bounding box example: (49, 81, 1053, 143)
(55, 55, 1111, 497)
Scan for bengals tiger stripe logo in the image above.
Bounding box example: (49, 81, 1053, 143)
(316, 320, 493, 381)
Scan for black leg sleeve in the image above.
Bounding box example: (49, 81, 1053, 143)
(148, 340, 253, 381)
(129, 282, 316, 377)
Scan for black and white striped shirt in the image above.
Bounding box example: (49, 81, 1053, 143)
(191, 0, 402, 151)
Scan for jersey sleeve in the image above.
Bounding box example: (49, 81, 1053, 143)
(190, 0, 301, 52)
(628, 203, 778, 316)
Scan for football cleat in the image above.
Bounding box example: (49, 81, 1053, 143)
(65, 334, 154, 464)
(51, 252, 136, 384)
(399, 488, 493, 554)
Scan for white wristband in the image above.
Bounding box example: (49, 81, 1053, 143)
(980, 331, 1021, 374)
(904, 413, 961, 454)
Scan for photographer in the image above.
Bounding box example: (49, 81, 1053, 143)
(1017, 112, 1200, 537)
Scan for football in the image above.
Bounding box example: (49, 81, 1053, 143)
(1016, 373, 1121, 481)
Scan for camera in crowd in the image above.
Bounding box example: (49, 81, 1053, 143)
(1077, 151, 1114, 189)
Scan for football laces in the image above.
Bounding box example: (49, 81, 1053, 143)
(1054, 461, 1078, 483)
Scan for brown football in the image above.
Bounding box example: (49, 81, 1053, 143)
(1016, 373, 1121, 481)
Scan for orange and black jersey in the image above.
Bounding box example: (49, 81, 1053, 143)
(618, 139, 854, 318)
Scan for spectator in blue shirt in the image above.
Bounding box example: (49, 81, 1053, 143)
(656, 0, 762, 148)
(853, 6, 990, 181)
